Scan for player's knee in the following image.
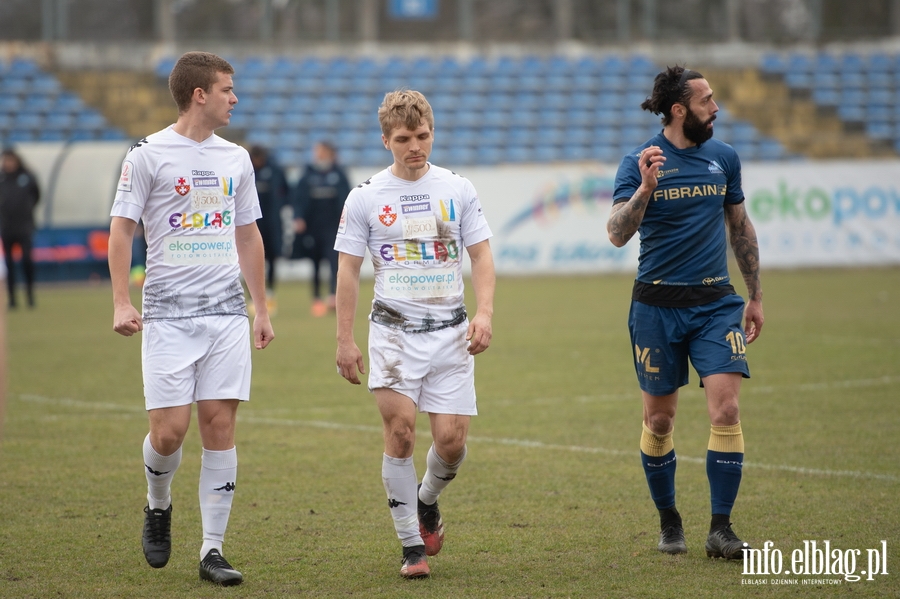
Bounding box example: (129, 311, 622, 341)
(386, 425, 416, 455)
(711, 402, 740, 426)
(645, 413, 674, 436)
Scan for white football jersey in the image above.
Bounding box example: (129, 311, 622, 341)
(110, 126, 261, 321)
(335, 163, 492, 332)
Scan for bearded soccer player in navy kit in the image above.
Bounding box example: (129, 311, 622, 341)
(607, 66, 764, 560)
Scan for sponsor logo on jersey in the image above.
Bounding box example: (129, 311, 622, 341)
(656, 168, 679, 179)
(174, 177, 191, 196)
(652, 184, 727, 202)
(193, 176, 219, 188)
(117, 161, 133, 192)
(221, 177, 234, 197)
(163, 234, 237, 265)
(168, 210, 232, 229)
(379, 240, 459, 263)
(379, 205, 398, 226)
(401, 202, 431, 215)
(402, 215, 437, 238)
(439, 199, 456, 222)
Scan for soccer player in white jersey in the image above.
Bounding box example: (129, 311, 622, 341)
(108, 51, 274, 586)
(334, 90, 495, 579)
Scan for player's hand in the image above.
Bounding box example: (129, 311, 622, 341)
(294, 218, 307, 234)
(336, 341, 365, 384)
(639, 146, 665, 188)
(744, 299, 764, 344)
(253, 313, 275, 349)
(466, 313, 492, 355)
(113, 304, 143, 337)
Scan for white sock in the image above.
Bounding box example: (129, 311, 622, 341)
(419, 444, 466, 506)
(143, 434, 181, 510)
(382, 454, 421, 547)
(199, 447, 237, 560)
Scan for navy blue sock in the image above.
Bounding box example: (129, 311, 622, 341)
(707, 450, 743, 516)
(641, 449, 677, 510)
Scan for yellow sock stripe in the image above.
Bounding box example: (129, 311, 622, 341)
(640, 422, 674, 457)
(708, 422, 745, 453)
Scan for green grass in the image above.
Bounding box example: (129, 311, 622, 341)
(1, 267, 898, 598)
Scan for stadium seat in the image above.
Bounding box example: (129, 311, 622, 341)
(760, 53, 786, 76)
(865, 121, 894, 140)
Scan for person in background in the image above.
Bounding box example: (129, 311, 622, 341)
(0, 148, 40, 309)
(607, 65, 764, 561)
(292, 140, 350, 317)
(249, 145, 289, 314)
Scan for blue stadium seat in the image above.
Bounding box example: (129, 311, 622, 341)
(837, 105, 865, 122)
(814, 53, 840, 73)
(758, 138, 785, 160)
(7, 129, 37, 142)
(507, 145, 533, 163)
(55, 92, 84, 113)
(44, 113, 75, 130)
(0, 95, 23, 112)
(865, 122, 894, 140)
(478, 146, 504, 165)
(561, 145, 591, 161)
(760, 53, 786, 76)
(628, 54, 657, 75)
(155, 58, 177, 79)
(38, 130, 66, 142)
(15, 113, 43, 130)
(533, 145, 560, 163)
(838, 52, 866, 73)
(867, 52, 895, 74)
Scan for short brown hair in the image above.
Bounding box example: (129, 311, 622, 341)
(168, 51, 234, 113)
(378, 90, 434, 137)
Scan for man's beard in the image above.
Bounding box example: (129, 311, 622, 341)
(683, 108, 714, 145)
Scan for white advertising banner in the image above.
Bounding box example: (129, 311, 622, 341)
(348, 160, 900, 276)
(743, 160, 900, 267)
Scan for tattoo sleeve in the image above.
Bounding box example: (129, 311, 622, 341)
(725, 202, 763, 302)
(607, 190, 651, 247)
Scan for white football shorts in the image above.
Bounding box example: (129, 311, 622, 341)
(367, 320, 477, 415)
(142, 314, 251, 410)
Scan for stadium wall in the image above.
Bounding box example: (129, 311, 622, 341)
(12, 142, 900, 282)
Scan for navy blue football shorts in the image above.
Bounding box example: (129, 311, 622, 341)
(628, 293, 751, 396)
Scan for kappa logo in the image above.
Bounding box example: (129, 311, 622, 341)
(379, 205, 398, 226)
(214, 482, 236, 492)
(387, 498, 407, 509)
(174, 177, 191, 196)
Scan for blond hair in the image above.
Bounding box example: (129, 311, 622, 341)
(378, 90, 434, 137)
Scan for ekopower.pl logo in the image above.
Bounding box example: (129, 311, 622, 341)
(742, 540, 889, 584)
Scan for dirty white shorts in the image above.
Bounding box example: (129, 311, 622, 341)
(367, 320, 477, 415)
(142, 314, 251, 410)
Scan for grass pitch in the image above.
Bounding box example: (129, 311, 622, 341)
(1, 267, 898, 598)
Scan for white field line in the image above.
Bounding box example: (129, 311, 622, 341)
(15, 383, 899, 483)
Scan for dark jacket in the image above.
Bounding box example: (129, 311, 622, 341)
(292, 162, 351, 243)
(254, 159, 290, 248)
(0, 166, 40, 236)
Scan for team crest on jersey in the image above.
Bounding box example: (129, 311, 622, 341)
(708, 160, 725, 174)
(439, 199, 456, 222)
(174, 177, 191, 196)
(379, 205, 397, 226)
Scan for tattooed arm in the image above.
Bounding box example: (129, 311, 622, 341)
(725, 201, 765, 343)
(607, 145, 664, 247)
